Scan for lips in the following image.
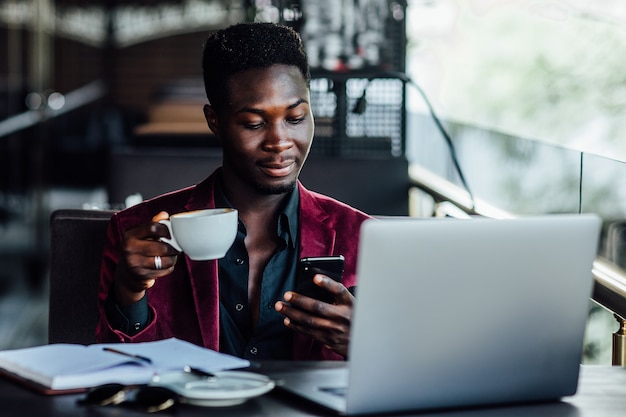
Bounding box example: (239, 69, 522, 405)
(259, 160, 296, 177)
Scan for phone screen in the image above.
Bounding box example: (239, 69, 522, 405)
(295, 255, 345, 303)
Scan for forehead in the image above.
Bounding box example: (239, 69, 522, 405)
(223, 64, 309, 111)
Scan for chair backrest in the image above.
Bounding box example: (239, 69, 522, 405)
(107, 146, 224, 207)
(48, 209, 116, 344)
(300, 155, 410, 216)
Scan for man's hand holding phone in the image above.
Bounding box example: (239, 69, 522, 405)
(275, 255, 354, 358)
(295, 256, 345, 303)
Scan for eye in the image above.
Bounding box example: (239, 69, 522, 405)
(243, 122, 264, 130)
(288, 116, 306, 125)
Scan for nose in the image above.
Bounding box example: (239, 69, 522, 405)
(262, 122, 293, 152)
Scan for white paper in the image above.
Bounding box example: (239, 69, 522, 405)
(0, 338, 250, 391)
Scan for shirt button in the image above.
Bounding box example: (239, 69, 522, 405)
(250, 347, 258, 355)
(235, 303, 244, 311)
(267, 302, 273, 310)
(235, 258, 245, 265)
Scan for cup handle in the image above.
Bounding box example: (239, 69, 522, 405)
(158, 219, 182, 253)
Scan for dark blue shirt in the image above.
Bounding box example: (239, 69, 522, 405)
(215, 181, 299, 360)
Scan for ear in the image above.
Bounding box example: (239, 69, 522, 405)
(203, 104, 220, 136)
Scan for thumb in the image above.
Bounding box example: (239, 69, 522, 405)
(152, 211, 170, 222)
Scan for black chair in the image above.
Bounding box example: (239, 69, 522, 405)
(300, 155, 410, 216)
(48, 209, 116, 344)
(107, 146, 224, 207)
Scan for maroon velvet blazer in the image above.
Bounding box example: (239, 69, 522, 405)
(95, 171, 371, 360)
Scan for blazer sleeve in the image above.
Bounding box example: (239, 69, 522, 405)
(95, 213, 162, 343)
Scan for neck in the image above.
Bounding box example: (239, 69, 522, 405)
(220, 174, 294, 222)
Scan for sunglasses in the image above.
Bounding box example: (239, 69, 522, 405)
(77, 383, 180, 413)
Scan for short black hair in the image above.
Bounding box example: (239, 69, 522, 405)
(202, 22, 311, 110)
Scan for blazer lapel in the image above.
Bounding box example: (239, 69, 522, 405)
(298, 182, 337, 258)
(293, 182, 341, 359)
(180, 173, 222, 349)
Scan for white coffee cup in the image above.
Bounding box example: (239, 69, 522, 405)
(159, 208, 238, 260)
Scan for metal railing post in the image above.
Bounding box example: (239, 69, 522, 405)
(612, 314, 626, 366)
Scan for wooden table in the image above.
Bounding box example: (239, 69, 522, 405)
(1, 364, 625, 416)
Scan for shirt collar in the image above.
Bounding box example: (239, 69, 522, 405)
(214, 175, 299, 249)
(280, 185, 299, 249)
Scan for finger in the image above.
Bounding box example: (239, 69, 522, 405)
(152, 211, 170, 222)
(127, 260, 175, 281)
(115, 257, 160, 296)
(282, 290, 332, 317)
(149, 235, 180, 255)
(123, 213, 170, 242)
(124, 243, 177, 271)
(286, 284, 352, 316)
(276, 302, 350, 356)
(149, 212, 181, 252)
(146, 253, 178, 271)
(276, 300, 317, 328)
(276, 299, 342, 330)
(278, 290, 353, 336)
(283, 316, 348, 344)
(312, 274, 354, 304)
(125, 246, 178, 278)
(124, 222, 170, 243)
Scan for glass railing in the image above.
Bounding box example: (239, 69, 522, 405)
(407, 111, 626, 365)
(0, 80, 105, 139)
(0, 80, 107, 276)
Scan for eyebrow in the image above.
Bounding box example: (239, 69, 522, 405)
(236, 98, 309, 115)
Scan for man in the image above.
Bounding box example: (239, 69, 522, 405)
(96, 22, 371, 361)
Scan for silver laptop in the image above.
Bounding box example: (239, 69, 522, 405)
(270, 214, 601, 415)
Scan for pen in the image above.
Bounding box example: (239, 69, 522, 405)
(183, 365, 217, 381)
(102, 347, 153, 364)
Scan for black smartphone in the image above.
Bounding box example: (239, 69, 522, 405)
(295, 255, 345, 303)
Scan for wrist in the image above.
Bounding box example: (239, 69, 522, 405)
(105, 286, 150, 335)
(113, 261, 148, 306)
(113, 279, 146, 306)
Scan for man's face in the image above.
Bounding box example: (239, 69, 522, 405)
(206, 64, 314, 195)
